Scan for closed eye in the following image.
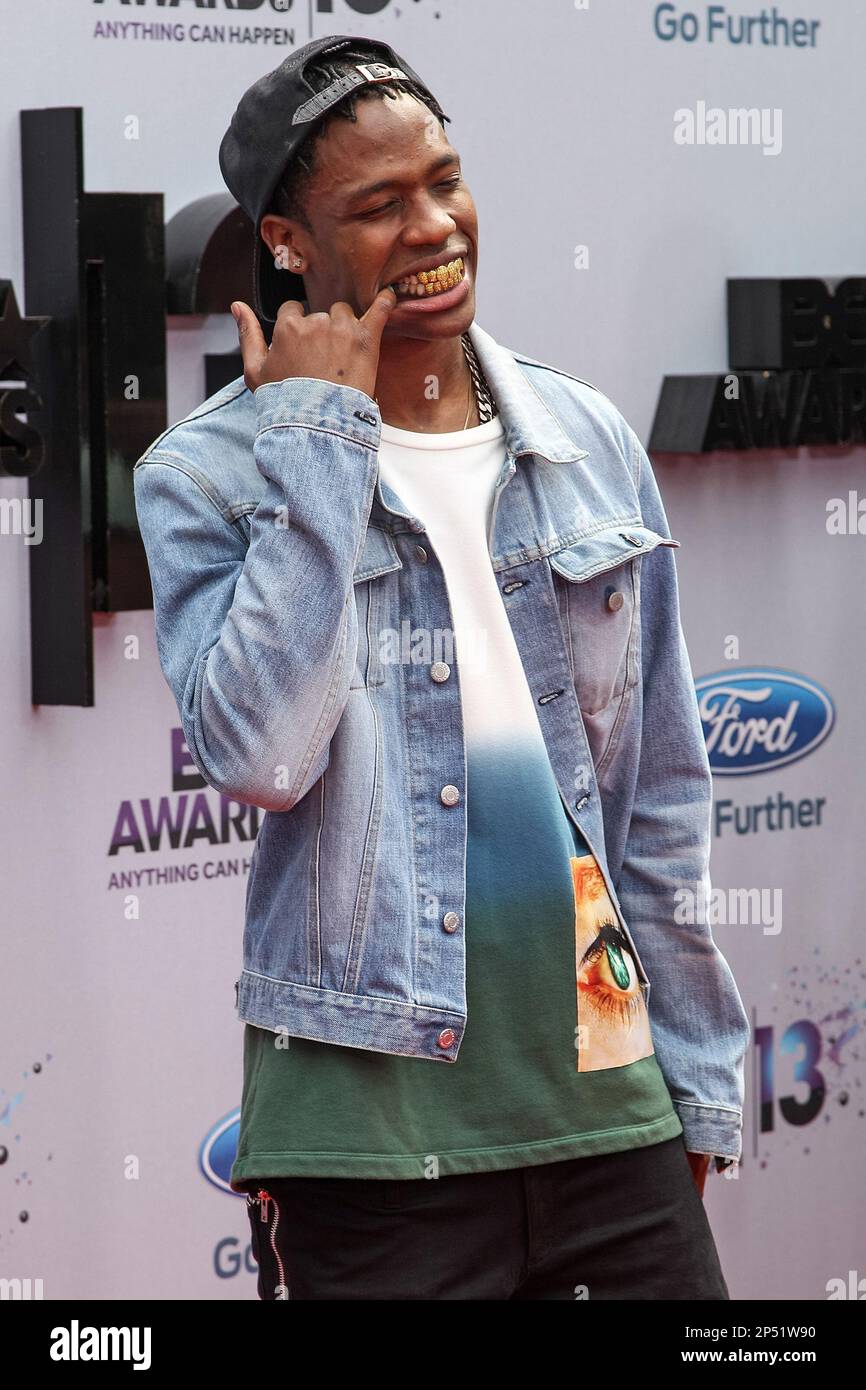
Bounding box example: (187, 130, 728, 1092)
(357, 173, 463, 219)
(358, 201, 398, 219)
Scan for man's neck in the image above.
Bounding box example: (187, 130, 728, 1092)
(373, 333, 476, 432)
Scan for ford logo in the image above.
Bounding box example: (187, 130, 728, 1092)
(695, 669, 835, 775)
(199, 1110, 241, 1195)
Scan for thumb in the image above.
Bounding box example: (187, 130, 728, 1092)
(231, 301, 268, 382)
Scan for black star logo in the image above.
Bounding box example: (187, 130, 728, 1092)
(0, 280, 50, 381)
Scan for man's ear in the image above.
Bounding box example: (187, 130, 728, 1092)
(260, 214, 299, 271)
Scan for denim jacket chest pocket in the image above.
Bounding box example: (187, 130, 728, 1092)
(548, 525, 679, 772)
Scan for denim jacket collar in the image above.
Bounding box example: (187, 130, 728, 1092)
(465, 322, 591, 465)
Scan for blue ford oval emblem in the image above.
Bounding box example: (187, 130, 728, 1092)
(199, 1110, 241, 1195)
(695, 669, 834, 775)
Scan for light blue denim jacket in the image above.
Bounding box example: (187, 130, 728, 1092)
(133, 320, 751, 1163)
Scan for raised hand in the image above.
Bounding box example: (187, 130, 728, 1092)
(231, 289, 397, 401)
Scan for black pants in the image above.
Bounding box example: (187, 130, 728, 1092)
(244, 1133, 730, 1301)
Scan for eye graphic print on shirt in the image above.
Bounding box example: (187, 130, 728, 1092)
(571, 855, 654, 1071)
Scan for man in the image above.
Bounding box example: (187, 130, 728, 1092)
(134, 34, 751, 1301)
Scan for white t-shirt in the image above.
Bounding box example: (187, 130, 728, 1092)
(376, 413, 662, 1084)
(378, 415, 551, 756)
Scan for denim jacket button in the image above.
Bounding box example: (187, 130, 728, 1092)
(442, 911, 460, 933)
(606, 587, 625, 612)
(437, 1028, 456, 1049)
(430, 661, 451, 682)
(440, 784, 461, 806)
(414, 544, 428, 563)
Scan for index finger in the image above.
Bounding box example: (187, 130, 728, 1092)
(359, 286, 398, 340)
(275, 299, 308, 320)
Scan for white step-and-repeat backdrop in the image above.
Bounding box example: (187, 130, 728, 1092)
(1, 0, 863, 1299)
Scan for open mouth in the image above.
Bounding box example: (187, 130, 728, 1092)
(388, 256, 466, 300)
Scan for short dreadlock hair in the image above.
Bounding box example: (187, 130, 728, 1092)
(269, 44, 450, 231)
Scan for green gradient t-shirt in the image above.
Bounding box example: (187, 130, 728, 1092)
(230, 413, 681, 1188)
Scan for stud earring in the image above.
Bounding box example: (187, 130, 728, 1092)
(293, 258, 303, 269)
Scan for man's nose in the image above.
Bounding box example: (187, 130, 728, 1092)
(401, 191, 458, 243)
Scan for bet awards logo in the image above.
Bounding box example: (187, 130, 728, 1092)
(92, 0, 394, 11)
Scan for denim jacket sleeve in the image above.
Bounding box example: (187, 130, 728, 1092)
(616, 427, 752, 1165)
(133, 377, 382, 812)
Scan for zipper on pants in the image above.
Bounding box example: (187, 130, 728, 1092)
(247, 1188, 289, 1299)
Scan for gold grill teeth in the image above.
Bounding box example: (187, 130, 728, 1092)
(395, 256, 464, 297)
(417, 256, 463, 286)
